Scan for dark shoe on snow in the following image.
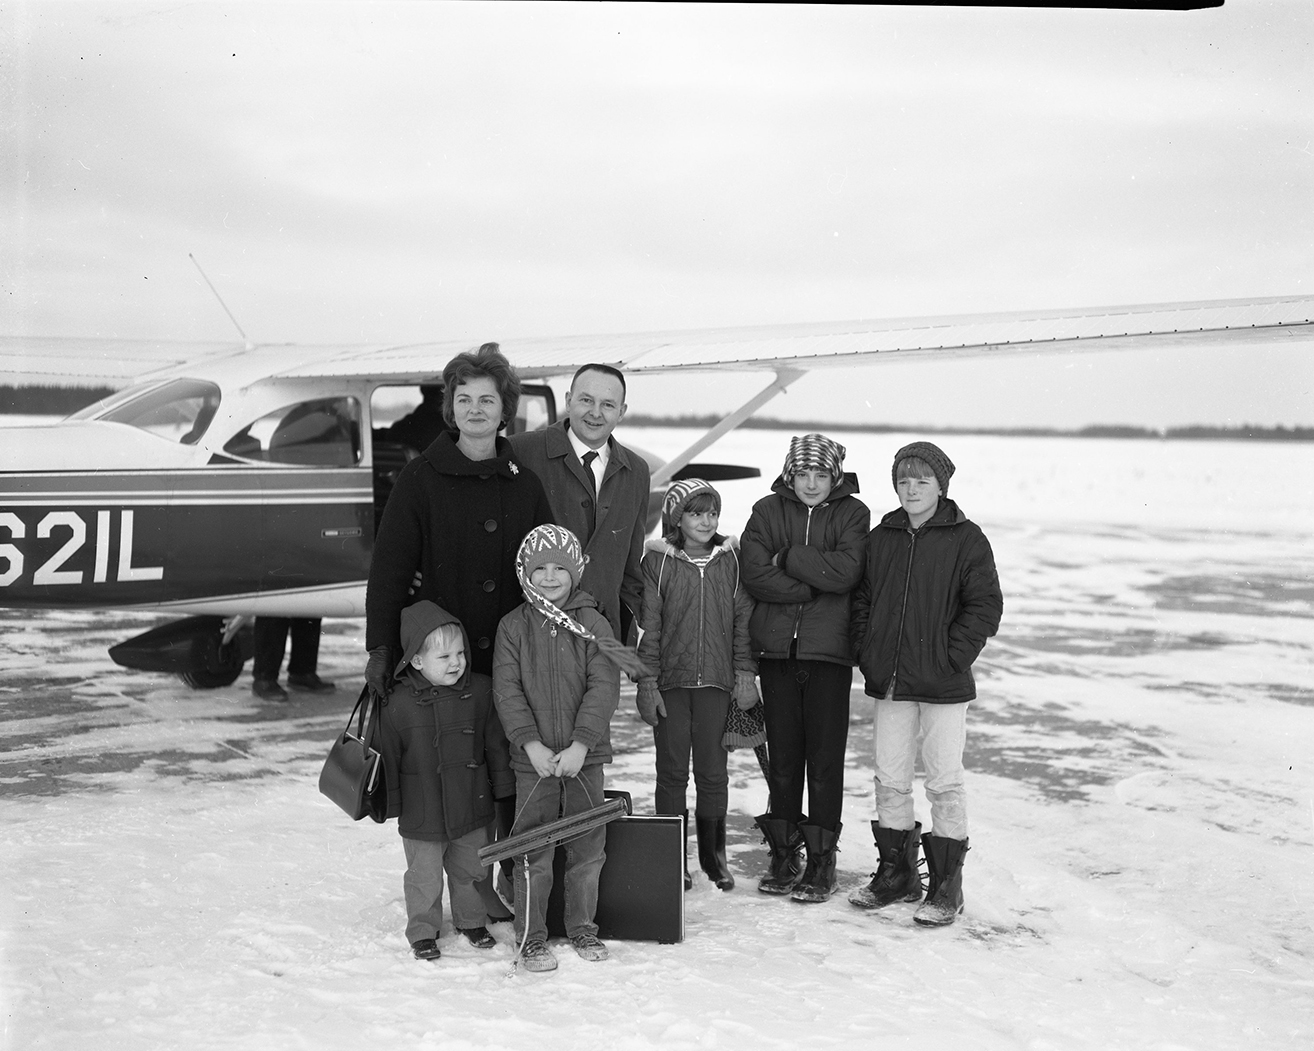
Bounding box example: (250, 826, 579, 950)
(791, 823, 841, 904)
(849, 821, 923, 910)
(252, 679, 288, 702)
(755, 815, 805, 895)
(287, 672, 336, 693)
(458, 926, 497, 949)
(411, 938, 441, 961)
(696, 815, 735, 891)
(914, 834, 968, 927)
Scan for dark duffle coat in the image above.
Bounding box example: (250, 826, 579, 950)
(373, 603, 514, 842)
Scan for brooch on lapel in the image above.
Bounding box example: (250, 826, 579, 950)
(509, 462, 520, 475)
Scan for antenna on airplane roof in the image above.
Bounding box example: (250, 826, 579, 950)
(189, 253, 255, 350)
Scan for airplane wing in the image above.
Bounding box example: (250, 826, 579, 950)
(270, 293, 1314, 383)
(3, 294, 1310, 390)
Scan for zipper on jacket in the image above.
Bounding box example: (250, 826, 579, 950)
(889, 526, 918, 695)
(791, 504, 819, 642)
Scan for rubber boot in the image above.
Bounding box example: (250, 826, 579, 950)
(913, 834, 968, 927)
(791, 823, 841, 903)
(695, 815, 735, 891)
(754, 814, 804, 895)
(849, 821, 923, 909)
(682, 810, 693, 891)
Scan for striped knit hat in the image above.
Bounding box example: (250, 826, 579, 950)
(515, 524, 586, 594)
(513, 523, 652, 680)
(781, 433, 846, 485)
(892, 441, 955, 496)
(661, 478, 721, 540)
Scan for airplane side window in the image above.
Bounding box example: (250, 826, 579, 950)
(95, 379, 222, 444)
(223, 397, 362, 467)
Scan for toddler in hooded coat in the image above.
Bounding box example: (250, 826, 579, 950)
(374, 600, 514, 961)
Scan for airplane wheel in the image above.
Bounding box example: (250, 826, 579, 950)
(179, 634, 245, 689)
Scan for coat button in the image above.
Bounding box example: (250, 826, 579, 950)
(482, 579, 496, 592)
(484, 519, 498, 532)
(477, 637, 491, 649)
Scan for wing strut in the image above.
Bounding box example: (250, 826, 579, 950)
(651, 367, 805, 489)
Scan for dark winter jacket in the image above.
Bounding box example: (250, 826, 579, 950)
(508, 421, 650, 640)
(365, 431, 553, 674)
(492, 588, 620, 773)
(637, 537, 755, 694)
(739, 476, 870, 666)
(851, 499, 1003, 704)
(372, 606, 514, 842)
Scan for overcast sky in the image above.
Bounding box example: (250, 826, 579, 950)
(4, 1, 1312, 428)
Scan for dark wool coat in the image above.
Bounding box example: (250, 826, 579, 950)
(365, 431, 552, 674)
(492, 588, 620, 774)
(508, 421, 650, 640)
(739, 476, 870, 666)
(636, 537, 755, 694)
(372, 610, 514, 842)
(851, 498, 1003, 704)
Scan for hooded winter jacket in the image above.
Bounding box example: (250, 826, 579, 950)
(636, 537, 755, 694)
(492, 587, 620, 773)
(373, 602, 514, 842)
(851, 498, 1003, 704)
(739, 476, 870, 666)
(365, 430, 553, 675)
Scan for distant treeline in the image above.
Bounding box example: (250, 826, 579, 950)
(624, 414, 1314, 442)
(0, 384, 115, 415)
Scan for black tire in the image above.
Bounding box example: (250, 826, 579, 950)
(179, 632, 245, 689)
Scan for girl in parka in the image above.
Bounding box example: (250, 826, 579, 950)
(740, 435, 870, 904)
(636, 480, 757, 891)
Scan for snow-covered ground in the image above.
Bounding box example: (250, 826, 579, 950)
(3, 430, 1312, 1050)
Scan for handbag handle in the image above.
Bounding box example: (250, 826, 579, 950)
(342, 686, 377, 744)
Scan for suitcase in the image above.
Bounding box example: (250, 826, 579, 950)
(545, 793, 685, 943)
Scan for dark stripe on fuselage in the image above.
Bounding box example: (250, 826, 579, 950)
(0, 469, 373, 608)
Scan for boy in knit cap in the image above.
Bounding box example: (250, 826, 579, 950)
(492, 525, 626, 973)
(374, 600, 515, 962)
(849, 442, 1003, 927)
(740, 434, 870, 904)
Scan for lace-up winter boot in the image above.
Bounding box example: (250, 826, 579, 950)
(754, 815, 805, 895)
(914, 834, 968, 927)
(849, 821, 923, 909)
(695, 815, 735, 891)
(790, 823, 841, 904)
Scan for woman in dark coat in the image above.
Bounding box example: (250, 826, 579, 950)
(364, 343, 552, 689)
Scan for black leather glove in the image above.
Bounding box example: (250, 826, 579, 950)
(364, 645, 395, 703)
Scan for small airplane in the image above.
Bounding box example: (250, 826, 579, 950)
(2, 293, 1311, 687)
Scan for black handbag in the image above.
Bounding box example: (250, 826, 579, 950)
(318, 688, 387, 823)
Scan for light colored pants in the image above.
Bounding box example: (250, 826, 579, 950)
(872, 692, 969, 840)
(402, 828, 491, 942)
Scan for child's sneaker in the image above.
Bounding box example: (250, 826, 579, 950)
(411, 938, 441, 962)
(520, 939, 558, 972)
(570, 932, 609, 962)
(458, 926, 497, 949)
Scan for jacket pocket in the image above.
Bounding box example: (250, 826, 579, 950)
(397, 772, 425, 834)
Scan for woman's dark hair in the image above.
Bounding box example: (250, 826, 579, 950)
(441, 342, 521, 431)
(665, 490, 725, 549)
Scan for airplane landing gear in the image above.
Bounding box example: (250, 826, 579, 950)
(109, 615, 254, 689)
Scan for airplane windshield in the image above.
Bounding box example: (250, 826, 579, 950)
(82, 379, 223, 445)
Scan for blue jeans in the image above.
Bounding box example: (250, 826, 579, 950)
(653, 686, 731, 818)
(511, 766, 606, 943)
